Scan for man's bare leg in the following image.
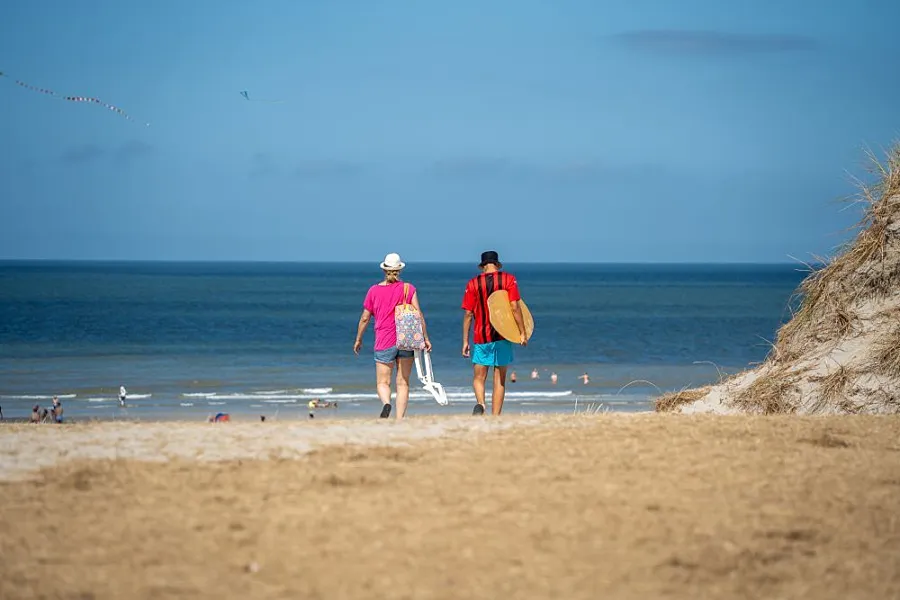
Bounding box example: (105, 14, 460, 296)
(492, 366, 508, 415)
(473, 365, 489, 409)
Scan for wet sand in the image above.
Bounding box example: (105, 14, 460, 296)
(1, 414, 899, 599)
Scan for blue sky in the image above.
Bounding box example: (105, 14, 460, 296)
(1, 0, 898, 263)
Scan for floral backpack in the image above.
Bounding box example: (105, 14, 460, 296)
(395, 283, 426, 351)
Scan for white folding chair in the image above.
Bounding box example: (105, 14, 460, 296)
(414, 350, 449, 406)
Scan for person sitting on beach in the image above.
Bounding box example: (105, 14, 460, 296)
(52, 396, 64, 423)
(31, 404, 40, 424)
(353, 252, 432, 420)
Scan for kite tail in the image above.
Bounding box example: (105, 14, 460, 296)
(1, 71, 150, 126)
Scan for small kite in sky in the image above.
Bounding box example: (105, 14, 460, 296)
(1, 70, 149, 126)
(240, 90, 285, 104)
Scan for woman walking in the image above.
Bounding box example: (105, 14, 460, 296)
(353, 253, 431, 419)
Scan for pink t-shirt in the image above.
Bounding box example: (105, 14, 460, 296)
(363, 281, 416, 351)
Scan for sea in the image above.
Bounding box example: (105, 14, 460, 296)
(0, 261, 806, 422)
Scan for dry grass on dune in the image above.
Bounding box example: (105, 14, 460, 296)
(732, 366, 806, 415)
(657, 143, 900, 415)
(809, 364, 858, 414)
(774, 146, 900, 364)
(870, 324, 900, 378)
(1, 415, 900, 600)
(654, 387, 710, 412)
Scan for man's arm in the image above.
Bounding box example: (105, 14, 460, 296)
(510, 300, 528, 346)
(462, 310, 473, 357)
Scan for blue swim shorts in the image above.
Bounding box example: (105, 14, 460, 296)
(472, 340, 515, 367)
(374, 346, 415, 364)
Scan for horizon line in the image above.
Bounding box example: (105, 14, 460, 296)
(0, 258, 818, 266)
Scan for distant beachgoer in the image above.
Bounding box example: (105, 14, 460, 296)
(208, 412, 230, 423)
(510, 371, 517, 383)
(31, 404, 40, 424)
(580, 372, 590, 385)
(40, 407, 51, 423)
(52, 396, 63, 423)
(119, 386, 127, 406)
(354, 253, 432, 420)
(531, 368, 539, 380)
(462, 251, 527, 416)
(550, 372, 558, 385)
(260, 415, 266, 422)
(308, 399, 317, 419)
(0, 404, 3, 420)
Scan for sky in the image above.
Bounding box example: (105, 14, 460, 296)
(1, 0, 899, 263)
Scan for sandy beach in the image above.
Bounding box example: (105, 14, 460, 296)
(1, 414, 899, 599)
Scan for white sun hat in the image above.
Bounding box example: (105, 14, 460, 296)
(380, 252, 405, 270)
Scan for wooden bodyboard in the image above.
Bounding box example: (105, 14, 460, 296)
(487, 290, 534, 344)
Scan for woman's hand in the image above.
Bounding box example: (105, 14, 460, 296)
(424, 337, 432, 352)
(353, 339, 362, 355)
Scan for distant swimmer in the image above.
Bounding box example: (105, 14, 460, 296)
(52, 396, 63, 423)
(510, 371, 517, 383)
(119, 385, 127, 406)
(580, 373, 590, 385)
(531, 368, 539, 380)
(550, 372, 558, 385)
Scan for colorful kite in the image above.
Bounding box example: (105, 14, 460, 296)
(1, 70, 149, 126)
(240, 90, 285, 104)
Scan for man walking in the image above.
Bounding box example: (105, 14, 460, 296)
(461, 251, 528, 416)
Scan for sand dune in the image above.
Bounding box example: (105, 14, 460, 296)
(657, 144, 900, 415)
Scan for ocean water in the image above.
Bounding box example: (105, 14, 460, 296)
(0, 261, 806, 421)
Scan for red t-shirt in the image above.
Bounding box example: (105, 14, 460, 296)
(462, 271, 521, 344)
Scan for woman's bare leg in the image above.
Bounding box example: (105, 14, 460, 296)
(395, 357, 414, 419)
(376, 361, 394, 409)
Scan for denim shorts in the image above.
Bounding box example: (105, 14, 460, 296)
(374, 346, 415, 364)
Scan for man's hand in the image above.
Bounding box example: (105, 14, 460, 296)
(462, 342, 470, 358)
(353, 339, 362, 356)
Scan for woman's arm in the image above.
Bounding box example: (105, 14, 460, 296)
(353, 309, 372, 355)
(410, 292, 432, 352)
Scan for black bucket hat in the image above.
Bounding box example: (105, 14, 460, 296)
(479, 250, 502, 268)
